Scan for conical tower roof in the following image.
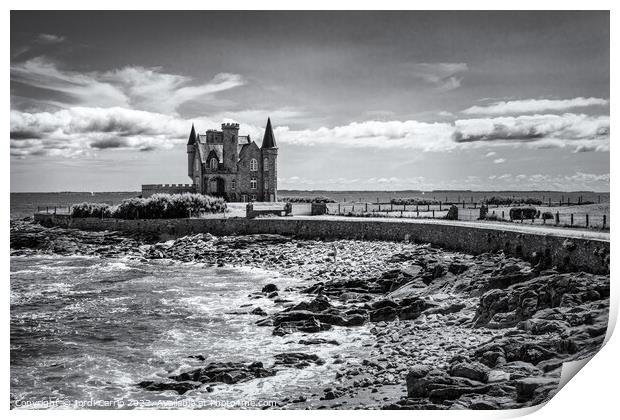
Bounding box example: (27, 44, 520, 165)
(260, 118, 277, 149)
(187, 124, 196, 145)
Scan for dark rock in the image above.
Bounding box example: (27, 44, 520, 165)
(167, 361, 276, 385)
(370, 306, 398, 322)
(274, 352, 325, 368)
(137, 381, 198, 395)
(262, 283, 279, 293)
(251, 307, 268, 316)
(449, 362, 490, 383)
(515, 377, 558, 402)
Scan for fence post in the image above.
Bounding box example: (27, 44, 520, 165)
(555, 211, 559, 225)
(391, 203, 393, 211)
(427, 204, 430, 211)
(520, 214, 523, 224)
(571, 214, 573, 226)
(586, 214, 589, 228)
(598, 195, 601, 204)
(548, 198, 551, 207)
(502, 211, 504, 219)
(400, 210, 403, 218)
(439, 201, 442, 211)
(432, 210, 435, 218)
(416, 209, 419, 217)
(462, 200, 465, 209)
(603, 215, 607, 229)
(365, 203, 368, 212)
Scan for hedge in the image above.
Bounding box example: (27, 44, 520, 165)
(71, 193, 226, 219)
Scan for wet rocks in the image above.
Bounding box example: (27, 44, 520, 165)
(137, 380, 198, 395)
(168, 361, 276, 385)
(274, 352, 325, 368)
(262, 284, 279, 294)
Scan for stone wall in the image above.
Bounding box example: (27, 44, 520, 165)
(33, 214, 609, 274)
(141, 184, 195, 198)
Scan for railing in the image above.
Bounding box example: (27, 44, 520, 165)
(324, 202, 609, 230)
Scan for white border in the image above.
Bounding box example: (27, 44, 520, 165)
(4, 2, 616, 419)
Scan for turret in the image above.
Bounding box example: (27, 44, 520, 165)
(221, 122, 240, 172)
(260, 118, 278, 202)
(187, 124, 196, 179)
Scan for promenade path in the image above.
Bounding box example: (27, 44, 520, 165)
(287, 215, 610, 242)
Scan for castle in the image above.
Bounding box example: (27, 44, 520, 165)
(141, 118, 278, 202)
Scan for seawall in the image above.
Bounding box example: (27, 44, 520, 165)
(33, 213, 610, 274)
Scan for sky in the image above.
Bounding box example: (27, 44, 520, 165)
(10, 11, 610, 192)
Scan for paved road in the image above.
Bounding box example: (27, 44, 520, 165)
(290, 215, 610, 242)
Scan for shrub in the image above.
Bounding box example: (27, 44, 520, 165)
(478, 204, 489, 220)
(445, 205, 459, 220)
(485, 213, 501, 221)
(509, 207, 538, 221)
(485, 196, 543, 206)
(391, 198, 440, 206)
(72, 193, 226, 219)
(71, 202, 113, 218)
(541, 211, 554, 220)
(282, 196, 336, 203)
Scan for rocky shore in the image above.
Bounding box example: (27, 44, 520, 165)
(10, 219, 610, 410)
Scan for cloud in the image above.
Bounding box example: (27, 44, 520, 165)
(275, 120, 456, 151)
(453, 113, 609, 145)
(408, 62, 468, 91)
(11, 106, 611, 158)
(462, 97, 609, 115)
(10, 57, 244, 114)
(36, 33, 66, 44)
(493, 158, 506, 164)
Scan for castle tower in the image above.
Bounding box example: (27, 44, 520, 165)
(187, 123, 196, 180)
(221, 122, 240, 172)
(260, 117, 278, 202)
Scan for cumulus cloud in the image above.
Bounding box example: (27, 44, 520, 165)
(462, 97, 609, 115)
(493, 158, 506, 164)
(408, 62, 468, 91)
(10, 107, 611, 157)
(10, 57, 244, 114)
(453, 113, 609, 145)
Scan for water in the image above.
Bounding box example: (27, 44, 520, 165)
(10, 255, 372, 409)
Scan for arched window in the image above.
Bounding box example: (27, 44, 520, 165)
(231, 179, 236, 190)
(264, 180, 269, 190)
(263, 157, 269, 171)
(209, 179, 217, 192)
(250, 158, 258, 171)
(210, 158, 218, 170)
(250, 178, 257, 190)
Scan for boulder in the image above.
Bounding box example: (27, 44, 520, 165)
(449, 362, 490, 383)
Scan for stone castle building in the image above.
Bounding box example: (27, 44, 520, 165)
(142, 118, 278, 202)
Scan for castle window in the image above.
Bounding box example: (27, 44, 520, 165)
(250, 158, 258, 171)
(264, 180, 269, 190)
(263, 157, 269, 171)
(210, 158, 218, 170)
(209, 179, 217, 192)
(251, 194, 257, 201)
(250, 178, 257, 190)
(231, 179, 236, 190)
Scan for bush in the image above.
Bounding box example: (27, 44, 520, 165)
(445, 205, 459, 220)
(282, 196, 335, 203)
(509, 207, 538, 221)
(71, 202, 113, 218)
(484, 213, 501, 221)
(391, 198, 440, 206)
(541, 211, 554, 220)
(485, 196, 542, 206)
(72, 193, 226, 219)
